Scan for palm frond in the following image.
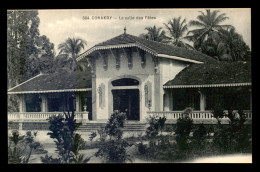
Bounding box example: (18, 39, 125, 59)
(189, 20, 205, 27)
(213, 13, 229, 25)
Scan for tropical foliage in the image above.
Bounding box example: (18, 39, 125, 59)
(95, 111, 133, 163)
(8, 130, 46, 164)
(186, 9, 233, 49)
(7, 10, 55, 112)
(139, 9, 251, 62)
(7, 10, 55, 88)
(164, 17, 193, 49)
(139, 26, 168, 43)
(41, 110, 90, 163)
(57, 37, 87, 71)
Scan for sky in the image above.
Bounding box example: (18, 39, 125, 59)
(38, 8, 251, 54)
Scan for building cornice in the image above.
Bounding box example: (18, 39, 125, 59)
(157, 54, 203, 64)
(77, 43, 202, 64)
(163, 83, 252, 88)
(8, 88, 92, 94)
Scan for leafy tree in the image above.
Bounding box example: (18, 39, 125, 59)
(198, 27, 251, 62)
(7, 10, 55, 112)
(57, 37, 87, 71)
(164, 17, 193, 49)
(218, 28, 251, 61)
(139, 25, 168, 43)
(27, 35, 55, 78)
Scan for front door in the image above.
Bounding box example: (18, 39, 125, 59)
(112, 89, 140, 120)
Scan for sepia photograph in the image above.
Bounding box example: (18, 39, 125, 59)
(7, 8, 252, 164)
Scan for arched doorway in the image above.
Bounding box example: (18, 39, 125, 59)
(111, 78, 140, 121)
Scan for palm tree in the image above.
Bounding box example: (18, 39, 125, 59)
(164, 16, 193, 49)
(199, 34, 232, 61)
(218, 28, 251, 61)
(139, 26, 168, 43)
(186, 9, 233, 50)
(58, 37, 87, 71)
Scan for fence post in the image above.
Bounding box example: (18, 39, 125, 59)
(82, 111, 89, 124)
(19, 113, 24, 131)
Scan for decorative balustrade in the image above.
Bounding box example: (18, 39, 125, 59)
(8, 112, 88, 123)
(147, 110, 252, 124)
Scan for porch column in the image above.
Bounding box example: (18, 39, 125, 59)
(18, 94, 26, 112)
(18, 94, 26, 130)
(75, 93, 81, 112)
(198, 89, 206, 111)
(163, 90, 170, 111)
(41, 94, 48, 112)
(169, 89, 174, 111)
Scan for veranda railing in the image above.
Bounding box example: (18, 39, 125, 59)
(146, 110, 252, 124)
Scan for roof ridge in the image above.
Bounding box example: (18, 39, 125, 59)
(77, 32, 217, 63)
(96, 33, 127, 46)
(126, 33, 174, 47)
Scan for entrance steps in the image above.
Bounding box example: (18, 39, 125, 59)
(77, 121, 147, 132)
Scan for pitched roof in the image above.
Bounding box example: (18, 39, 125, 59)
(8, 69, 92, 94)
(163, 61, 251, 88)
(77, 33, 217, 64)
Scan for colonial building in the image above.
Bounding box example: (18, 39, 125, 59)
(8, 30, 252, 130)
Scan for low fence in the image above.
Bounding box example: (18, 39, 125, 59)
(8, 112, 89, 123)
(8, 110, 252, 130)
(8, 111, 89, 130)
(146, 110, 252, 124)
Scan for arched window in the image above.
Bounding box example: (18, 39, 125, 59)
(111, 78, 139, 86)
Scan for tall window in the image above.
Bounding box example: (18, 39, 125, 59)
(25, 94, 41, 112)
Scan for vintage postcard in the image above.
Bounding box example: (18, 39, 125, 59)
(7, 8, 252, 163)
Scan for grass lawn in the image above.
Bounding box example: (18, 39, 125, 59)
(9, 130, 252, 163)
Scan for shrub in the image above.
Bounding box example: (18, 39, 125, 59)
(105, 111, 126, 140)
(41, 110, 90, 163)
(95, 139, 132, 163)
(212, 108, 252, 153)
(192, 123, 208, 150)
(146, 115, 167, 138)
(8, 130, 45, 164)
(175, 108, 194, 151)
(95, 111, 133, 163)
(137, 142, 148, 155)
(8, 130, 23, 164)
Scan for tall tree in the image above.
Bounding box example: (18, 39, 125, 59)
(186, 9, 233, 50)
(27, 35, 55, 78)
(139, 26, 168, 43)
(7, 10, 55, 88)
(7, 10, 55, 112)
(218, 28, 251, 61)
(57, 37, 87, 71)
(164, 16, 193, 49)
(198, 28, 251, 62)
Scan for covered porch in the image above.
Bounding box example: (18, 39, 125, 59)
(147, 85, 252, 125)
(7, 69, 94, 130)
(149, 61, 252, 124)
